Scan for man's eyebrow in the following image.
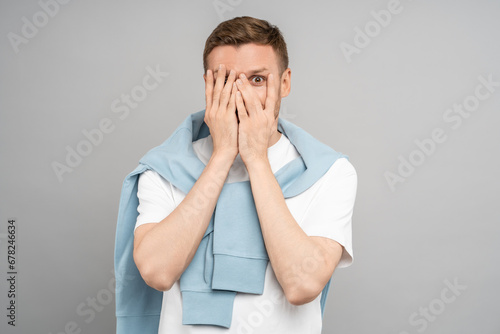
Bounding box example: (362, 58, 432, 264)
(246, 67, 269, 75)
(212, 67, 270, 75)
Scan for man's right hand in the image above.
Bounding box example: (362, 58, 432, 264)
(134, 64, 241, 292)
(204, 64, 239, 160)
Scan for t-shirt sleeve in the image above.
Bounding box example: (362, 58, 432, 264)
(134, 169, 177, 232)
(300, 157, 357, 268)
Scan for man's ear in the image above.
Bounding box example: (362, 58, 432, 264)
(280, 68, 291, 98)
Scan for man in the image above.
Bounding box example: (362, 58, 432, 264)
(115, 16, 357, 334)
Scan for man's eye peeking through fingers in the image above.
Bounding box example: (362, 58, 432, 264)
(250, 76, 266, 86)
(219, 74, 265, 86)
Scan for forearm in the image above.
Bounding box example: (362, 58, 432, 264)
(134, 152, 234, 291)
(246, 159, 333, 304)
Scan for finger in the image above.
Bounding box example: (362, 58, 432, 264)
(236, 74, 262, 115)
(264, 73, 277, 112)
(220, 69, 236, 109)
(205, 69, 213, 112)
(235, 90, 248, 120)
(227, 82, 237, 113)
(212, 64, 226, 109)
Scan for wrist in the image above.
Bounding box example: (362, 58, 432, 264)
(244, 156, 271, 174)
(211, 149, 237, 166)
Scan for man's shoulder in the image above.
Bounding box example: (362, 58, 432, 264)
(319, 157, 357, 189)
(329, 157, 356, 175)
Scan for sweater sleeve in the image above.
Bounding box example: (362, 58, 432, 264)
(299, 157, 358, 268)
(134, 169, 177, 232)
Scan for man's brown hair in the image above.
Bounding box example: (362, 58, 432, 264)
(203, 16, 289, 75)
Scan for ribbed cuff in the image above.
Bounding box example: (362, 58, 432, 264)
(212, 254, 268, 294)
(116, 314, 160, 334)
(182, 290, 236, 328)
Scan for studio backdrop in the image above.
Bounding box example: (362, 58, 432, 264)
(0, 0, 499, 333)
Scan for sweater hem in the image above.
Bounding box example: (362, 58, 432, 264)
(212, 254, 268, 294)
(182, 290, 236, 328)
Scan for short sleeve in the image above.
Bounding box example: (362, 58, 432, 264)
(300, 157, 357, 268)
(135, 169, 177, 232)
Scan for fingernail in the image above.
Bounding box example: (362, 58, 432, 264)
(230, 69, 235, 76)
(240, 73, 246, 79)
(236, 79, 242, 85)
(219, 64, 223, 70)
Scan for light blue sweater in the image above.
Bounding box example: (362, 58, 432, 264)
(114, 110, 347, 333)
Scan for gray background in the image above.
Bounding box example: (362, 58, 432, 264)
(1, 0, 499, 333)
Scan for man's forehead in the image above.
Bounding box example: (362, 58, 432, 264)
(207, 44, 278, 73)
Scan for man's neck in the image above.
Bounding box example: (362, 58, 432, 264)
(268, 130, 282, 148)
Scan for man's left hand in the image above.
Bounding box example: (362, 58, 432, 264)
(235, 73, 278, 166)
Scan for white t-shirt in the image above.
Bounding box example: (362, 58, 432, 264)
(135, 132, 357, 334)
